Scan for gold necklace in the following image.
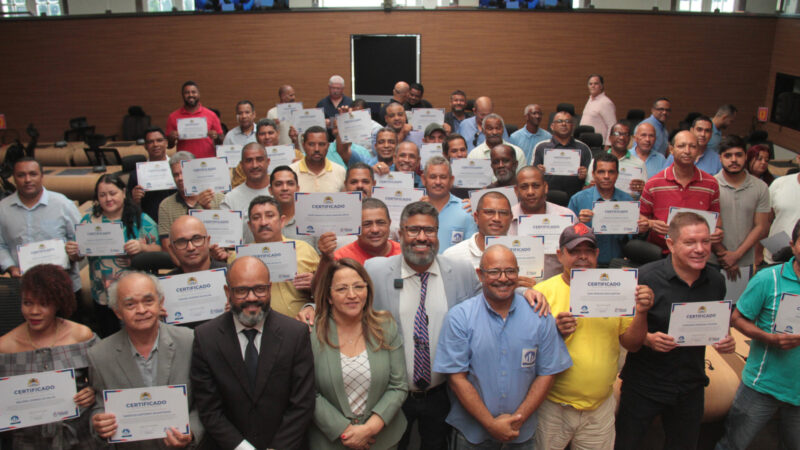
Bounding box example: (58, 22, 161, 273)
(27, 319, 60, 350)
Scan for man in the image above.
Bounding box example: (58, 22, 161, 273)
(158, 151, 225, 252)
(665, 116, 722, 175)
(391, 141, 423, 188)
(244, 196, 319, 319)
(325, 113, 373, 169)
(532, 109, 592, 198)
(166, 81, 223, 158)
(443, 191, 513, 269)
(510, 166, 577, 281)
(233, 118, 303, 188)
(568, 153, 646, 266)
(222, 142, 271, 242)
(404, 82, 433, 110)
(616, 212, 736, 450)
(268, 165, 317, 248)
(89, 272, 202, 448)
(586, 121, 646, 197)
(579, 74, 617, 146)
(435, 245, 572, 449)
(317, 74, 353, 121)
(486, 144, 518, 188)
(533, 224, 652, 450)
(380, 81, 410, 123)
(421, 156, 478, 253)
(371, 128, 399, 173)
(443, 133, 469, 161)
(289, 126, 346, 193)
(223, 100, 257, 147)
(379, 102, 423, 151)
(343, 162, 376, 198)
(715, 219, 800, 450)
(0, 158, 82, 292)
(639, 130, 723, 251)
(127, 127, 177, 223)
(467, 114, 525, 177)
(167, 215, 228, 275)
(710, 135, 770, 282)
(631, 121, 666, 180)
(192, 256, 315, 449)
(266, 84, 297, 145)
(708, 104, 737, 153)
(444, 89, 473, 132)
(511, 104, 552, 165)
(423, 123, 447, 144)
(765, 162, 800, 264)
(318, 198, 401, 265)
(458, 96, 509, 152)
(640, 97, 672, 156)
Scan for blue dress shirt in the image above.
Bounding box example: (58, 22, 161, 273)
(630, 146, 667, 180)
(510, 127, 552, 165)
(567, 187, 635, 264)
(436, 194, 478, 253)
(639, 115, 669, 156)
(664, 148, 722, 176)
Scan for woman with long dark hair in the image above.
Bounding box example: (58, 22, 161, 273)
(745, 144, 775, 185)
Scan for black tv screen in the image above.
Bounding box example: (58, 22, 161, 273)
(771, 72, 800, 132)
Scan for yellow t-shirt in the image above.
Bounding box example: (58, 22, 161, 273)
(534, 274, 632, 410)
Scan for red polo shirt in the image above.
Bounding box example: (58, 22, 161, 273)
(334, 239, 401, 265)
(165, 104, 223, 158)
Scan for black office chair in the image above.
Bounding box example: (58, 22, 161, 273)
(64, 117, 96, 142)
(747, 130, 775, 159)
(578, 132, 603, 153)
(505, 124, 518, 135)
(626, 109, 646, 123)
(83, 134, 122, 167)
(130, 252, 177, 275)
(546, 189, 569, 207)
(121, 154, 146, 173)
(624, 239, 663, 265)
(122, 106, 151, 141)
(0, 277, 23, 336)
(574, 125, 595, 138)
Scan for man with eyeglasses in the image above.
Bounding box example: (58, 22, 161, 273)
(435, 245, 572, 449)
(532, 223, 653, 450)
(127, 127, 177, 223)
(458, 96, 509, 152)
(444, 191, 513, 269)
(532, 108, 592, 199)
(167, 215, 228, 275)
(192, 256, 315, 450)
(585, 122, 646, 197)
(640, 97, 672, 156)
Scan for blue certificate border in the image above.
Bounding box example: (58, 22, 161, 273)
(570, 268, 639, 317)
(0, 368, 79, 432)
(105, 384, 190, 443)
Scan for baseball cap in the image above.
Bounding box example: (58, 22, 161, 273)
(424, 123, 446, 138)
(559, 222, 597, 250)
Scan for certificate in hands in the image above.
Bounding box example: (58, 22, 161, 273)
(75, 222, 125, 256)
(516, 214, 574, 254)
(236, 241, 298, 282)
(485, 236, 545, 278)
(570, 268, 638, 317)
(0, 369, 79, 432)
(337, 110, 373, 144)
(372, 187, 426, 234)
(266, 145, 297, 175)
(452, 159, 492, 188)
(376, 172, 414, 189)
(592, 201, 640, 234)
(410, 108, 446, 132)
(189, 210, 243, 248)
(668, 300, 732, 346)
(293, 108, 326, 134)
(420, 143, 443, 169)
(181, 157, 231, 196)
(276, 102, 303, 126)
(295, 192, 363, 236)
(17, 239, 70, 273)
(136, 160, 176, 191)
(177, 117, 207, 140)
(103, 385, 191, 443)
(216, 145, 242, 168)
(159, 268, 227, 324)
(615, 166, 644, 194)
(543, 149, 581, 176)
(773, 293, 800, 334)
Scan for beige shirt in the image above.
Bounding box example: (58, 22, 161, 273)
(289, 158, 346, 193)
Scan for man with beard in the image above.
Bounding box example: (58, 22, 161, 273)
(458, 96, 509, 152)
(532, 109, 592, 198)
(421, 156, 477, 253)
(222, 142, 271, 243)
(223, 100, 257, 147)
(665, 116, 722, 176)
(242, 196, 319, 319)
(708, 104, 737, 153)
(290, 126, 346, 193)
(443, 191, 513, 268)
(267, 165, 316, 248)
(191, 256, 315, 449)
(486, 144, 518, 188)
(511, 104, 551, 165)
(127, 127, 176, 223)
(166, 81, 223, 158)
(444, 90, 473, 133)
(709, 135, 770, 282)
(466, 114, 524, 169)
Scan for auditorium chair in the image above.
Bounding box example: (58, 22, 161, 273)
(578, 132, 603, 154)
(121, 106, 151, 141)
(130, 252, 177, 275)
(63, 117, 96, 142)
(0, 277, 23, 336)
(574, 124, 594, 138)
(608, 239, 664, 268)
(546, 189, 569, 207)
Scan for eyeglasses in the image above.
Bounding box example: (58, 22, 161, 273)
(404, 226, 438, 237)
(479, 208, 512, 218)
(172, 234, 207, 249)
(610, 131, 630, 137)
(332, 283, 368, 295)
(553, 119, 572, 125)
(480, 267, 520, 280)
(230, 284, 271, 299)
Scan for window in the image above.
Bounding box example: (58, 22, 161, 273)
(678, 0, 702, 11)
(1, 0, 27, 16)
(148, 0, 172, 11)
(710, 0, 735, 11)
(36, 0, 60, 15)
(182, 0, 194, 10)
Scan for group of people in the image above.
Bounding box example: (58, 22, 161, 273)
(0, 73, 799, 450)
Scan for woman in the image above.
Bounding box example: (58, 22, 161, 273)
(746, 144, 774, 185)
(310, 258, 408, 450)
(0, 265, 99, 449)
(65, 174, 160, 337)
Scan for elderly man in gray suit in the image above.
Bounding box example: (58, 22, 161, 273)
(88, 271, 202, 448)
(364, 201, 550, 450)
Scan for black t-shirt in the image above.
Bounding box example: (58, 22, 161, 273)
(126, 168, 176, 224)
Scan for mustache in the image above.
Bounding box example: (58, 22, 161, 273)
(258, 226, 273, 233)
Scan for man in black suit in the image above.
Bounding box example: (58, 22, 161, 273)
(190, 256, 315, 450)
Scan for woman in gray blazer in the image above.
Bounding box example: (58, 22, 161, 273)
(310, 258, 408, 450)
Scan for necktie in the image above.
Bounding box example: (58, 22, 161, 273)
(413, 272, 431, 390)
(242, 328, 259, 390)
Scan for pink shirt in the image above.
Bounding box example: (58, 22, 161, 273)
(165, 104, 223, 158)
(580, 92, 616, 145)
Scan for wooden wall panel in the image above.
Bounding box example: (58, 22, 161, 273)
(0, 10, 779, 146)
(764, 18, 800, 152)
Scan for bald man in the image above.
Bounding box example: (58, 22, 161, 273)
(167, 215, 228, 275)
(380, 81, 410, 124)
(457, 96, 510, 152)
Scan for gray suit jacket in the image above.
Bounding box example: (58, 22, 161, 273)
(88, 322, 203, 449)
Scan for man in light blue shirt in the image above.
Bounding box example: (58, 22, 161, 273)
(708, 104, 737, 154)
(422, 156, 478, 252)
(640, 97, 671, 156)
(631, 121, 667, 179)
(664, 116, 722, 175)
(458, 96, 509, 152)
(222, 100, 257, 147)
(435, 245, 572, 448)
(510, 104, 552, 165)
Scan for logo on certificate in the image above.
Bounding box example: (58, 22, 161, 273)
(323, 196, 334, 204)
(146, 182, 152, 188)
(262, 246, 270, 253)
(306, 225, 315, 233)
(140, 392, 152, 401)
(386, 174, 394, 179)
(600, 225, 607, 232)
(542, 218, 550, 224)
(200, 161, 207, 168)
(9, 415, 20, 425)
(580, 305, 589, 314)
(394, 190, 403, 196)
(271, 148, 278, 153)
(697, 306, 707, 313)
(512, 239, 521, 247)
(38, 243, 46, 249)
(599, 273, 610, 281)
(469, 160, 475, 166)
(174, 311, 183, 321)
(95, 226, 102, 231)
(785, 325, 794, 334)
(212, 213, 220, 220)
(677, 336, 686, 344)
(620, 168, 627, 173)
(187, 277, 198, 285)
(27, 378, 39, 387)
(613, 203, 620, 210)
(521, 348, 537, 368)
(560, 151, 565, 156)
(121, 428, 132, 438)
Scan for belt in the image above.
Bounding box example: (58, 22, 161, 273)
(408, 382, 446, 399)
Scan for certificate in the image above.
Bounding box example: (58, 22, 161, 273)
(266, 145, 297, 175)
(103, 385, 190, 443)
(17, 239, 69, 273)
(337, 110, 373, 144)
(276, 102, 303, 126)
(773, 293, 800, 334)
(485, 236, 545, 278)
(75, 222, 125, 256)
(136, 160, 176, 191)
(216, 145, 242, 168)
(410, 108, 445, 132)
(0, 369, 79, 432)
(543, 149, 581, 176)
(376, 172, 414, 189)
(592, 201, 640, 234)
(372, 187, 426, 233)
(667, 207, 718, 234)
(468, 187, 519, 211)
(236, 241, 298, 282)
(570, 268, 638, 317)
(668, 300, 732, 346)
(293, 108, 326, 134)
(295, 192, 363, 236)
(516, 214, 574, 254)
(189, 210, 243, 248)
(615, 166, 644, 194)
(420, 143, 443, 169)
(159, 269, 227, 324)
(452, 159, 492, 188)
(176, 117, 207, 140)
(181, 157, 231, 195)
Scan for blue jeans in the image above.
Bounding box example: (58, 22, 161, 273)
(451, 429, 534, 450)
(715, 383, 800, 450)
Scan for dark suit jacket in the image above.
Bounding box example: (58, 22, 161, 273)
(191, 310, 315, 450)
